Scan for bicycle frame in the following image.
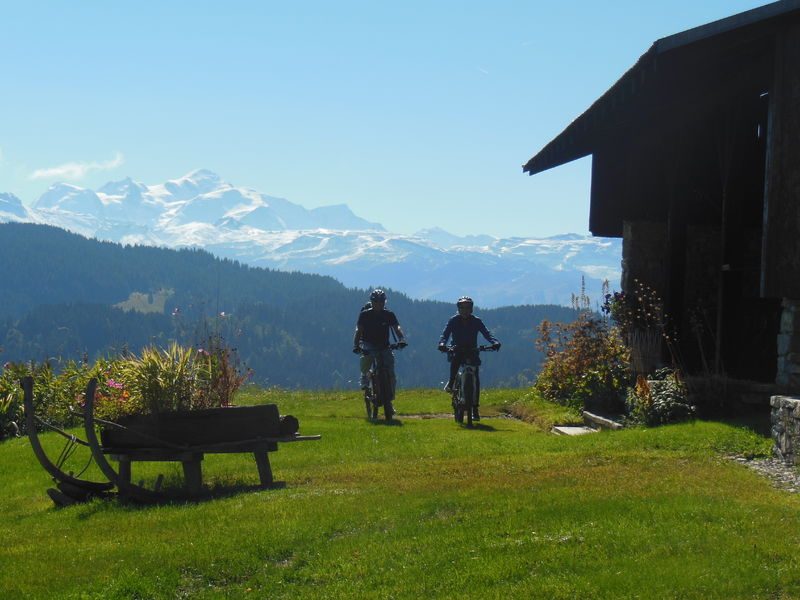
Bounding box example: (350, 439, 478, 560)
(360, 343, 404, 421)
(452, 363, 478, 426)
(445, 345, 497, 427)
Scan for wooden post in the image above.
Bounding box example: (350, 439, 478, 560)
(118, 459, 132, 484)
(182, 458, 203, 495)
(253, 447, 273, 487)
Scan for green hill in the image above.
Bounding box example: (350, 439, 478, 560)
(0, 223, 578, 388)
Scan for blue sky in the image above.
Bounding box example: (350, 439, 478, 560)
(0, 0, 770, 237)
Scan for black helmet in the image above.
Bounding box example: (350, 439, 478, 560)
(370, 289, 387, 302)
(457, 296, 474, 308)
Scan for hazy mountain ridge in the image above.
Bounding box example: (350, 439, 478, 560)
(3, 170, 622, 306)
(0, 223, 579, 389)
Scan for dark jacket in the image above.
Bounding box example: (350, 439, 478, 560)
(357, 308, 400, 348)
(439, 314, 497, 349)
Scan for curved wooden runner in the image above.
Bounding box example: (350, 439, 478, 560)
(22, 376, 114, 498)
(82, 379, 167, 503)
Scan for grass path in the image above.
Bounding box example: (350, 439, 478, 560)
(1, 388, 798, 598)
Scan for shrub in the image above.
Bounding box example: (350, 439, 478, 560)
(0, 339, 251, 440)
(626, 367, 696, 426)
(0, 362, 26, 439)
(109, 340, 250, 414)
(534, 312, 630, 413)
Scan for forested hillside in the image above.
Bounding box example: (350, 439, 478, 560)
(0, 223, 579, 388)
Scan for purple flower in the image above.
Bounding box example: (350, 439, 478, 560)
(106, 379, 124, 389)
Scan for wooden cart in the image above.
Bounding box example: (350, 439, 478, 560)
(24, 377, 320, 504)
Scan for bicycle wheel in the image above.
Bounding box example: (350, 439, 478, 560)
(377, 369, 393, 421)
(364, 388, 372, 419)
(453, 381, 464, 423)
(369, 373, 379, 419)
(462, 372, 475, 427)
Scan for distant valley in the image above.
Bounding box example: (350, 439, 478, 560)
(0, 223, 579, 389)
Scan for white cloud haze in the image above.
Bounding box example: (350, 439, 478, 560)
(30, 152, 124, 180)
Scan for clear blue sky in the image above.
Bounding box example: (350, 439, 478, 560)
(0, 0, 769, 237)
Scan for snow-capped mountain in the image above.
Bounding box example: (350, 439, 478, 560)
(2, 170, 621, 306)
(0, 193, 30, 221)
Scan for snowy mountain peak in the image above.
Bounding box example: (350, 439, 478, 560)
(97, 176, 142, 195)
(545, 233, 585, 241)
(0, 192, 28, 221)
(414, 227, 496, 249)
(35, 184, 103, 214)
(163, 169, 223, 200)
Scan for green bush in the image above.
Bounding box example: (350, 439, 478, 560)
(626, 367, 696, 426)
(0, 339, 251, 440)
(533, 312, 630, 413)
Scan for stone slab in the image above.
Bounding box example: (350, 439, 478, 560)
(552, 426, 598, 436)
(582, 411, 624, 430)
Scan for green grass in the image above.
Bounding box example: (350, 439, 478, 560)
(1, 387, 797, 599)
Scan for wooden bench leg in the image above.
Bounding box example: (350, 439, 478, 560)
(182, 459, 203, 495)
(118, 459, 132, 484)
(254, 450, 273, 487)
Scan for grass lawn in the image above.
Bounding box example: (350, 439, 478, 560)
(1, 387, 798, 599)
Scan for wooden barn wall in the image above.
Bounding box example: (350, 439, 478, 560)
(762, 22, 800, 299)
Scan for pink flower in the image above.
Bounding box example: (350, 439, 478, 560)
(106, 379, 124, 389)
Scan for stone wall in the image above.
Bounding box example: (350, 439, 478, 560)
(771, 395, 800, 464)
(776, 299, 800, 388)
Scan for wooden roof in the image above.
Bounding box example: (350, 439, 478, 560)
(523, 0, 800, 177)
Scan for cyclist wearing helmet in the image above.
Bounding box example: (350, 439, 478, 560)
(438, 296, 501, 420)
(353, 289, 407, 401)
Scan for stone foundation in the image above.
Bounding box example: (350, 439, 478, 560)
(771, 395, 800, 464)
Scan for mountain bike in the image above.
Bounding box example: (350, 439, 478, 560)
(360, 343, 405, 421)
(445, 345, 498, 427)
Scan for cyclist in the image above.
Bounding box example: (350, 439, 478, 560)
(353, 289, 407, 413)
(437, 296, 501, 421)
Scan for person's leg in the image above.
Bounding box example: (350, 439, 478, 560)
(446, 358, 459, 391)
(359, 353, 372, 388)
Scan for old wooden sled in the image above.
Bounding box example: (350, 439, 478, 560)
(26, 377, 320, 504)
(22, 377, 115, 505)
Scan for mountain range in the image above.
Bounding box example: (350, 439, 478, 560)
(0, 170, 622, 306)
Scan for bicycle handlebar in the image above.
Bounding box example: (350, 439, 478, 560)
(442, 345, 499, 353)
(356, 342, 407, 355)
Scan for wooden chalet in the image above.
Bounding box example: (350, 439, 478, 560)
(524, 1, 800, 396)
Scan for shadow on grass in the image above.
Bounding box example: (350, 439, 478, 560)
(695, 403, 772, 437)
(708, 412, 771, 437)
(68, 481, 290, 514)
(369, 418, 404, 427)
(461, 423, 497, 432)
